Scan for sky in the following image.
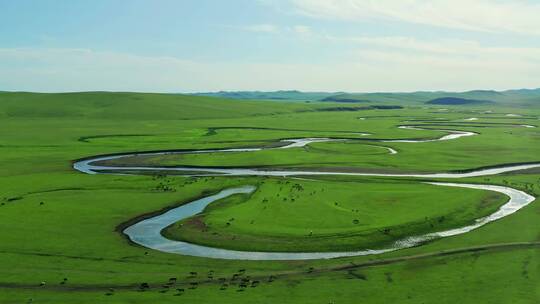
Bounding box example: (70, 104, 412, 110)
(1, 0, 540, 93)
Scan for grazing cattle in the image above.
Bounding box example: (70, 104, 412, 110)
(139, 282, 150, 290)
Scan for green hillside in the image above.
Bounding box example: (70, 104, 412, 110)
(0, 91, 315, 120)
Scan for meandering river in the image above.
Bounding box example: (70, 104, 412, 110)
(73, 125, 538, 260)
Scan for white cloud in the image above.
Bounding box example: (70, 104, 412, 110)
(344, 36, 540, 91)
(327, 35, 540, 60)
(241, 24, 279, 33)
(292, 25, 312, 35)
(292, 0, 540, 35)
(0, 48, 209, 92)
(0, 46, 539, 93)
(237, 23, 313, 37)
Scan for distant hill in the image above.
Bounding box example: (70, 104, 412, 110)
(190, 88, 540, 107)
(321, 94, 371, 103)
(192, 90, 340, 101)
(426, 97, 494, 105)
(316, 88, 540, 107)
(191, 88, 539, 107)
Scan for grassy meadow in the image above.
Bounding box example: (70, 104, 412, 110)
(0, 92, 539, 303)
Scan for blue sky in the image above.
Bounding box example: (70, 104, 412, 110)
(1, 0, 540, 92)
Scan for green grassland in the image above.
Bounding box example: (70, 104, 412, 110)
(163, 178, 506, 252)
(98, 114, 539, 172)
(0, 92, 539, 303)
